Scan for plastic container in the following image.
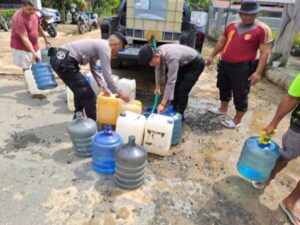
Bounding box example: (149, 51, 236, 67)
(85, 72, 102, 96)
(163, 105, 183, 145)
(41, 48, 50, 64)
(97, 93, 120, 125)
(66, 75, 98, 112)
(143, 114, 174, 156)
(116, 111, 146, 145)
(237, 132, 280, 182)
(114, 136, 147, 189)
(126, 0, 183, 36)
(92, 125, 122, 174)
(118, 78, 136, 99)
(67, 112, 97, 157)
(119, 99, 142, 114)
(24, 69, 49, 96)
(31, 61, 57, 90)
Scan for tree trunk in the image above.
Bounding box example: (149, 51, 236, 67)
(270, 0, 300, 67)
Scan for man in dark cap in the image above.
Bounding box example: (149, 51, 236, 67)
(49, 33, 130, 121)
(138, 43, 205, 116)
(207, 0, 273, 128)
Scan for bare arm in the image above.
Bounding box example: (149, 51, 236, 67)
(38, 25, 50, 45)
(264, 94, 299, 134)
(206, 35, 227, 67)
(248, 43, 272, 85)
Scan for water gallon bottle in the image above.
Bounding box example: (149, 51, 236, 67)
(92, 125, 122, 174)
(31, 61, 57, 90)
(163, 105, 183, 145)
(143, 114, 174, 156)
(118, 78, 136, 99)
(41, 46, 50, 64)
(85, 72, 101, 96)
(116, 111, 146, 145)
(114, 136, 147, 189)
(67, 112, 97, 157)
(97, 93, 120, 125)
(24, 69, 49, 96)
(237, 131, 280, 182)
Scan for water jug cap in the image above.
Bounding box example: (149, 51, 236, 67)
(104, 124, 112, 134)
(75, 111, 84, 120)
(120, 112, 126, 117)
(166, 105, 175, 115)
(259, 131, 274, 145)
(128, 136, 136, 146)
(167, 119, 173, 124)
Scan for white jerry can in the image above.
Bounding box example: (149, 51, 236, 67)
(118, 78, 136, 99)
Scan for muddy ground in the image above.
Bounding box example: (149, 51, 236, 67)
(0, 25, 298, 225)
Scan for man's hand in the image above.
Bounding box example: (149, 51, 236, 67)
(157, 103, 166, 113)
(117, 92, 130, 103)
(102, 88, 111, 97)
(263, 123, 276, 135)
(248, 72, 261, 86)
(32, 52, 40, 63)
(206, 56, 214, 69)
(154, 87, 161, 95)
(45, 39, 51, 47)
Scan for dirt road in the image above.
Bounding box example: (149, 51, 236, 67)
(0, 25, 296, 225)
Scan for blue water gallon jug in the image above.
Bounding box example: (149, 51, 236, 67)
(67, 112, 97, 157)
(237, 132, 280, 182)
(31, 61, 57, 90)
(163, 105, 183, 145)
(92, 124, 122, 175)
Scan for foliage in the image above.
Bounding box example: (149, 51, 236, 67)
(272, 31, 300, 46)
(0, 9, 16, 28)
(187, 0, 211, 11)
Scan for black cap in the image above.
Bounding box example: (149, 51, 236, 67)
(112, 32, 128, 47)
(239, 0, 260, 15)
(138, 44, 155, 66)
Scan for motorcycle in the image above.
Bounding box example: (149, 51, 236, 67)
(77, 13, 91, 34)
(40, 11, 57, 38)
(0, 15, 8, 32)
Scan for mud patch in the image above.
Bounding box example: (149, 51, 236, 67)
(3, 132, 41, 150)
(185, 112, 226, 132)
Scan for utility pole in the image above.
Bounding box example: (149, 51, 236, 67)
(270, 0, 300, 67)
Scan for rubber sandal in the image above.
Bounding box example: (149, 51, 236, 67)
(221, 119, 241, 129)
(208, 108, 227, 115)
(280, 202, 300, 225)
(251, 180, 266, 190)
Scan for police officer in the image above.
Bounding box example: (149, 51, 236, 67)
(49, 32, 130, 121)
(138, 43, 205, 117)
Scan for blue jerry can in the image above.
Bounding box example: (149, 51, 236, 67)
(163, 105, 183, 145)
(237, 131, 281, 182)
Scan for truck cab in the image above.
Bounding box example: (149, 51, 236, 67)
(101, 0, 204, 67)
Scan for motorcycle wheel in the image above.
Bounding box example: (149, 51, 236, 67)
(78, 22, 85, 34)
(87, 23, 92, 32)
(48, 24, 57, 38)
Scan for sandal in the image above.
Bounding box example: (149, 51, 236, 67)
(221, 119, 241, 129)
(208, 108, 227, 115)
(280, 202, 300, 225)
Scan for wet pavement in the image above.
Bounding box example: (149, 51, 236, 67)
(0, 64, 296, 225)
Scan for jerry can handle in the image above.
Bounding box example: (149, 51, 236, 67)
(259, 131, 275, 145)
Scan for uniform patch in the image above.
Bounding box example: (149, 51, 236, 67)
(56, 51, 66, 60)
(244, 33, 252, 40)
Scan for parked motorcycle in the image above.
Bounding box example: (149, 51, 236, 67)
(77, 13, 91, 34)
(0, 15, 8, 32)
(40, 11, 57, 38)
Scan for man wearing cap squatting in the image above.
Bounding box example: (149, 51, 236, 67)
(206, 0, 273, 128)
(49, 33, 130, 121)
(138, 44, 205, 117)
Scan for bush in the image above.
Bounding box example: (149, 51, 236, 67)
(0, 9, 16, 28)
